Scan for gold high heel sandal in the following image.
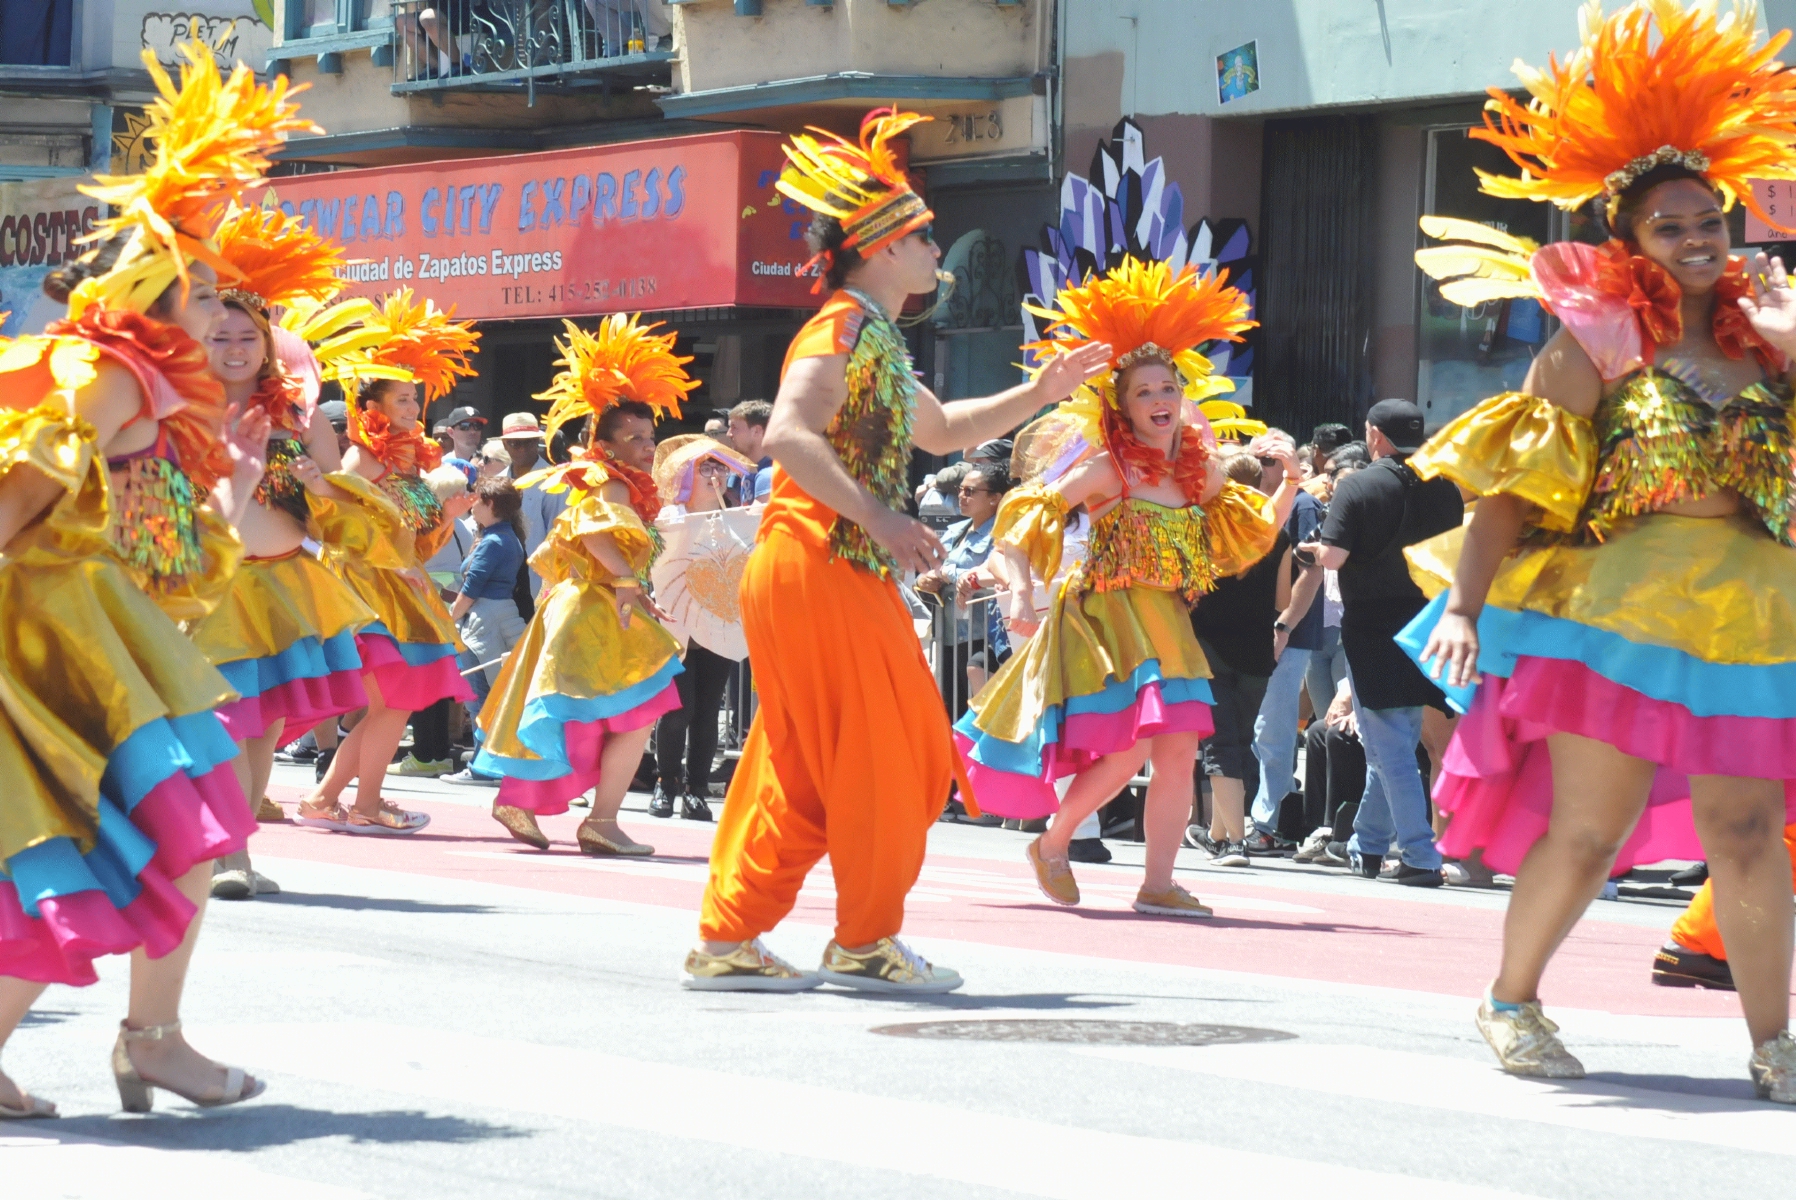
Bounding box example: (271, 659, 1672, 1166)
(576, 817, 654, 858)
(112, 1020, 266, 1113)
(493, 804, 549, 850)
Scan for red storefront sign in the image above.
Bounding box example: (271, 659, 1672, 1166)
(255, 131, 824, 320)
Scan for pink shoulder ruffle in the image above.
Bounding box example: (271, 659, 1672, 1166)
(1530, 242, 1648, 382)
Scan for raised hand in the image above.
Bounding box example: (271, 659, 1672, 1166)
(1034, 342, 1115, 405)
(1738, 252, 1796, 359)
(227, 407, 272, 490)
(291, 454, 331, 496)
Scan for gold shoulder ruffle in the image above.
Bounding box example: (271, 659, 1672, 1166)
(1408, 392, 1595, 534)
(308, 470, 411, 570)
(993, 483, 1068, 583)
(1204, 479, 1278, 578)
(531, 491, 654, 587)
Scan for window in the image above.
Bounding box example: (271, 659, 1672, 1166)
(0, 0, 74, 66)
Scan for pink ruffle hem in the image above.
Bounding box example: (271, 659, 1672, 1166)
(214, 669, 368, 742)
(494, 682, 683, 817)
(0, 761, 255, 986)
(1436, 657, 1796, 876)
(356, 633, 473, 712)
(958, 686, 1214, 820)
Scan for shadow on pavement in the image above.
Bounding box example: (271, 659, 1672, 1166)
(1575, 1073, 1777, 1110)
(809, 991, 1132, 1011)
(49, 1105, 531, 1148)
(989, 903, 1426, 936)
(259, 894, 500, 915)
(20, 1008, 81, 1028)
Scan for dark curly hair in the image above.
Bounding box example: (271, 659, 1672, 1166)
(42, 232, 190, 318)
(1603, 163, 1724, 243)
(595, 399, 655, 443)
(805, 211, 866, 292)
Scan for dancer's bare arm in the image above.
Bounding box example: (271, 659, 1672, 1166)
(583, 479, 668, 629)
(910, 343, 1113, 455)
(766, 354, 944, 574)
(1420, 328, 1600, 689)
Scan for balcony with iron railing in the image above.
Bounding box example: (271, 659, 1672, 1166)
(386, 0, 676, 100)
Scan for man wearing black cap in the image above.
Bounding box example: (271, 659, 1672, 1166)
(441, 405, 487, 460)
(1300, 399, 1463, 886)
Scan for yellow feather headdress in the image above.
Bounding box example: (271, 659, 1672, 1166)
(534, 314, 697, 447)
(212, 203, 347, 313)
(316, 287, 479, 404)
(70, 38, 319, 317)
(1473, 0, 1796, 229)
(776, 107, 935, 272)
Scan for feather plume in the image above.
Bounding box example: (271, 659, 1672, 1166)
(71, 37, 318, 315)
(776, 107, 934, 255)
(212, 203, 346, 311)
(1415, 218, 1545, 305)
(317, 288, 478, 406)
(534, 314, 697, 447)
(1473, 0, 1796, 230)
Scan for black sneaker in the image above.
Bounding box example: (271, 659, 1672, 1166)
(1183, 825, 1220, 854)
(274, 741, 318, 765)
(649, 784, 676, 819)
(1213, 840, 1250, 868)
(313, 746, 335, 784)
(1242, 831, 1295, 857)
(1349, 852, 1383, 879)
(1320, 840, 1351, 866)
(1393, 863, 1444, 888)
(1067, 837, 1111, 864)
(1669, 862, 1710, 887)
(1651, 941, 1736, 991)
(680, 793, 714, 822)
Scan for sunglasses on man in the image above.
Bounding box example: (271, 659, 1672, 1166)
(453, 420, 483, 431)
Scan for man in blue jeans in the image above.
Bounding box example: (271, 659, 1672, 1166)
(1244, 430, 1326, 852)
(1302, 400, 1462, 886)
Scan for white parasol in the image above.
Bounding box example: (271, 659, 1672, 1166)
(652, 506, 761, 661)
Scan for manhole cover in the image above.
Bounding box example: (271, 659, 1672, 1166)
(869, 1019, 1296, 1046)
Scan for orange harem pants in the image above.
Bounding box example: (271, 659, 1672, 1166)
(699, 527, 963, 947)
(1669, 824, 1796, 960)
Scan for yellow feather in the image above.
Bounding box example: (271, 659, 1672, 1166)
(1414, 245, 1535, 282)
(1417, 215, 1538, 255)
(1437, 277, 1545, 306)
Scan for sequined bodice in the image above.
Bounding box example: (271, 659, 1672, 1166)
(1579, 368, 1795, 544)
(1082, 498, 1215, 603)
(254, 434, 311, 527)
(826, 288, 915, 577)
(380, 471, 444, 535)
(107, 434, 202, 587)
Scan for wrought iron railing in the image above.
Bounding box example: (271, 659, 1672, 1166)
(390, 0, 670, 90)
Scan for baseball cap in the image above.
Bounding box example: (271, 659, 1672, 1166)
(500, 412, 544, 439)
(444, 406, 485, 429)
(966, 438, 1014, 465)
(318, 399, 348, 431)
(1366, 398, 1426, 454)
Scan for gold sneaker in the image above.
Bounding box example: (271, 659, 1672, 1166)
(1027, 836, 1079, 906)
(255, 795, 286, 822)
(1475, 990, 1585, 1079)
(1132, 882, 1214, 918)
(681, 939, 821, 992)
(817, 937, 963, 994)
(1750, 1030, 1796, 1103)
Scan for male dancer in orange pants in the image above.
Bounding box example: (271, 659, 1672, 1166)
(681, 108, 1106, 992)
(1653, 825, 1796, 991)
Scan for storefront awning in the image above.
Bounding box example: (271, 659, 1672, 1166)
(257, 131, 824, 322)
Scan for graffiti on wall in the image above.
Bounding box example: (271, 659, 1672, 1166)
(141, 12, 273, 70)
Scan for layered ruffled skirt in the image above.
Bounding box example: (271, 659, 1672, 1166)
(1402, 512, 1796, 874)
(955, 579, 1214, 818)
(333, 557, 472, 712)
(0, 555, 254, 986)
(473, 576, 683, 815)
(190, 548, 373, 740)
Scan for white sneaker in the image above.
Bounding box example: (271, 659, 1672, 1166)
(1293, 828, 1332, 863)
(439, 768, 500, 786)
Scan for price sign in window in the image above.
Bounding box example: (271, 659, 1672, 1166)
(1745, 181, 1796, 245)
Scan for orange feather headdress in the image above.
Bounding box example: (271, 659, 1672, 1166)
(535, 313, 696, 448)
(212, 203, 347, 313)
(776, 107, 935, 289)
(320, 287, 479, 405)
(1473, 0, 1796, 229)
(71, 38, 318, 316)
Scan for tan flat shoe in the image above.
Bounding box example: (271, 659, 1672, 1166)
(576, 818, 653, 858)
(255, 795, 287, 822)
(1027, 836, 1079, 906)
(493, 804, 549, 850)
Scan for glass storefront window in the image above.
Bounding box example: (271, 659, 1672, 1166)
(1416, 127, 1560, 428)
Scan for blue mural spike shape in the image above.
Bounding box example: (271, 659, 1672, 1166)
(1018, 118, 1259, 405)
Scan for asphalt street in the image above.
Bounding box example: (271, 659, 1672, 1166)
(5, 764, 1792, 1200)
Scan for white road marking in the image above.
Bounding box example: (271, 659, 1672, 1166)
(1077, 1042, 1795, 1156)
(2, 1132, 370, 1200)
(192, 1021, 1543, 1200)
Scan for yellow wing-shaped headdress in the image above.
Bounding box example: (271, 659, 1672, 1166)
(775, 107, 935, 256)
(1413, 215, 1544, 307)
